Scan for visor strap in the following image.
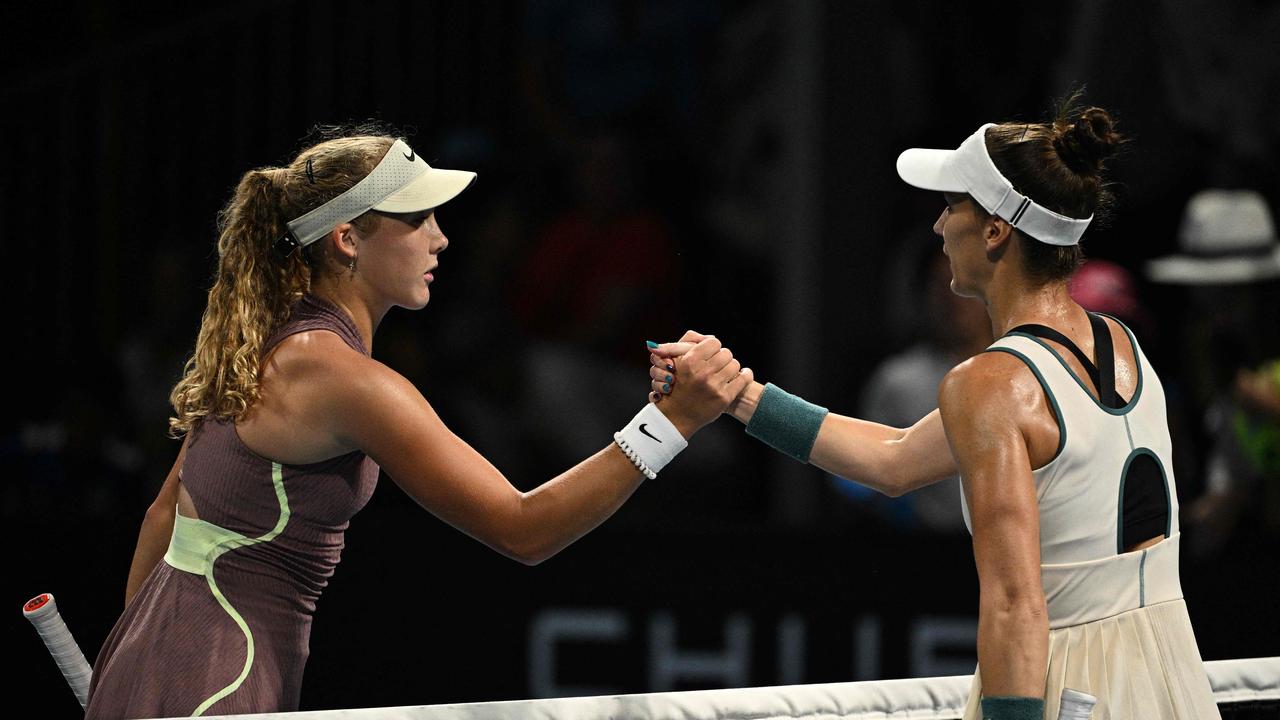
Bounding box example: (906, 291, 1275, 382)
(955, 124, 1093, 247)
(282, 139, 426, 248)
(1010, 197, 1032, 226)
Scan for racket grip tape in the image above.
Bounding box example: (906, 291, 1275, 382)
(24, 593, 93, 709)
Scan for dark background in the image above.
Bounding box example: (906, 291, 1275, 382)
(7, 1, 1280, 715)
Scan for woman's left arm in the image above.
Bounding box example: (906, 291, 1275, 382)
(938, 353, 1047, 702)
(125, 435, 189, 606)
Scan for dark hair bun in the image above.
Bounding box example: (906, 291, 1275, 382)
(1052, 107, 1121, 176)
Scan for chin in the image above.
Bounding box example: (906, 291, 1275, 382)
(399, 289, 431, 310)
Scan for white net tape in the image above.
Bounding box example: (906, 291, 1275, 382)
(195, 657, 1279, 720)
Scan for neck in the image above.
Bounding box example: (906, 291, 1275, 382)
(982, 266, 1081, 339)
(308, 276, 385, 351)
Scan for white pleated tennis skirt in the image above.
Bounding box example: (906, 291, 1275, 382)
(962, 599, 1221, 719)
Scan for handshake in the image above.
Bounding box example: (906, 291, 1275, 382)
(641, 330, 758, 440)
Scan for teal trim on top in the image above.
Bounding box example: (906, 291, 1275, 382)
(1006, 322, 1144, 415)
(986, 347, 1067, 466)
(1116, 447, 1172, 555)
(1139, 549, 1148, 608)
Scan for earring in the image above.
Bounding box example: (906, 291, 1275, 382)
(347, 256, 357, 274)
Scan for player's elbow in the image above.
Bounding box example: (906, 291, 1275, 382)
(870, 476, 911, 491)
(847, 468, 910, 498)
(143, 496, 176, 527)
(879, 466, 910, 498)
(875, 437, 915, 497)
(981, 581, 1047, 620)
(503, 542, 553, 567)
(495, 529, 557, 566)
(988, 596, 1047, 621)
(518, 552, 551, 567)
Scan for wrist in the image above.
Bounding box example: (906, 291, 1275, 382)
(656, 404, 698, 440)
(614, 403, 690, 479)
(744, 383, 829, 463)
(979, 696, 1044, 720)
(728, 381, 765, 424)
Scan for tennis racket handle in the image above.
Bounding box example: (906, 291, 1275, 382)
(1058, 688, 1098, 719)
(24, 593, 93, 709)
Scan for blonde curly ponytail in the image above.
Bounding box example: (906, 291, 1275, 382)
(168, 134, 394, 436)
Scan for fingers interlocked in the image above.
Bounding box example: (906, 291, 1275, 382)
(646, 332, 752, 407)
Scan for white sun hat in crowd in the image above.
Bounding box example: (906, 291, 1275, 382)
(1146, 189, 1280, 285)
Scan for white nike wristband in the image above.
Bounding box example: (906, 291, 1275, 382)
(614, 403, 688, 479)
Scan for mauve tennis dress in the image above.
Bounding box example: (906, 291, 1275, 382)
(86, 295, 381, 718)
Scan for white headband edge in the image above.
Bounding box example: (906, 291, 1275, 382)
(284, 139, 428, 248)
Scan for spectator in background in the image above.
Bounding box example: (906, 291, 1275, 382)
(514, 133, 679, 360)
(834, 248, 990, 534)
(1068, 259, 1150, 338)
(1236, 361, 1280, 421)
(512, 132, 683, 465)
(1146, 189, 1280, 557)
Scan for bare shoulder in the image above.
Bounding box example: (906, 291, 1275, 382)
(246, 330, 421, 461)
(939, 349, 1062, 469)
(938, 351, 1045, 418)
(269, 330, 422, 405)
(266, 329, 368, 377)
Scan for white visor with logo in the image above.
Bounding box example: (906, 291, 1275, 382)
(282, 139, 476, 251)
(896, 123, 1092, 247)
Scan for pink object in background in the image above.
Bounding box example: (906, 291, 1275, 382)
(1070, 259, 1143, 323)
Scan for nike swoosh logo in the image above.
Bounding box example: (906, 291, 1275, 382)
(638, 423, 663, 443)
(403, 148, 416, 161)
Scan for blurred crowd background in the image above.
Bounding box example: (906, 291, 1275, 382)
(7, 0, 1280, 714)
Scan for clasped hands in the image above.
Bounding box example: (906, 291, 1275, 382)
(644, 330, 755, 437)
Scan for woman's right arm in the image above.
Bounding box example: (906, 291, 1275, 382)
(124, 436, 189, 606)
(727, 380, 955, 496)
(332, 336, 751, 566)
(653, 339, 957, 496)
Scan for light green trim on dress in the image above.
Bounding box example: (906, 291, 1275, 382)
(163, 462, 291, 717)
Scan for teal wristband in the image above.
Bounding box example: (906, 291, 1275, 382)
(980, 696, 1044, 720)
(744, 382, 829, 463)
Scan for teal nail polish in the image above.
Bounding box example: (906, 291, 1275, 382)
(646, 340, 659, 349)
(663, 383, 671, 392)
(665, 374, 673, 383)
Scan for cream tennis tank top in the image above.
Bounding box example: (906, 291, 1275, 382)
(961, 319, 1183, 629)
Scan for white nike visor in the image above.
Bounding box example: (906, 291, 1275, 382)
(283, 139, 476, 249)
(896, 123, 1092, 247)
